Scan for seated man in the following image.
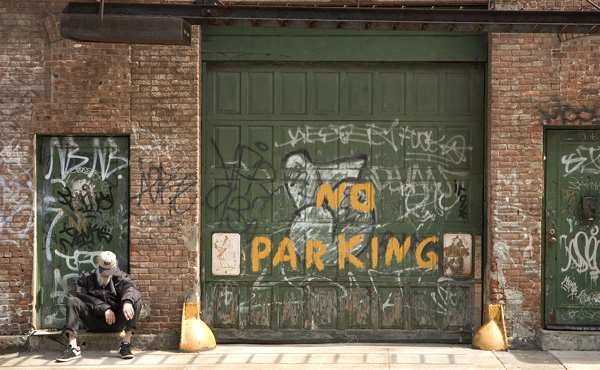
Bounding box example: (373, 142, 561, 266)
(56, 251, 142, 362)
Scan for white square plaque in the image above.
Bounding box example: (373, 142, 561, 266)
(212, 233, 241, 276)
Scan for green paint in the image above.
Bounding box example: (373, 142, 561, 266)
(545, 129, 600, 327)
(202, 27, 487, 62)
(201, 31, 485, 342)
(36, 136, 130, 329)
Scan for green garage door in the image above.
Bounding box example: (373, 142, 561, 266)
(201, 28, 486, 342)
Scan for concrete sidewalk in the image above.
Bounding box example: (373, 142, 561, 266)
(1, 344, 599, 370)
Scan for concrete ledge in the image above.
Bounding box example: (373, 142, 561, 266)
(132, 334, 180, 351)
(26, 332, 180, 352)
(541, 330, 600, 350)
(0, 336, 27, 354)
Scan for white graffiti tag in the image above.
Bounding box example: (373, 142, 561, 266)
(276, 121, 473, 166)
(560, 275, 579, 299)
(44, 137, 129, 182)
(0, 123, 34, 238)
(560, 225, 600, 283)
(561, 145, 600, 176)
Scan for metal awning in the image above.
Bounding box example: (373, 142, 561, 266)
(60, 2, 600, 45)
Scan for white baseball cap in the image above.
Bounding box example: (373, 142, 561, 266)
(97, 251, 118, 275)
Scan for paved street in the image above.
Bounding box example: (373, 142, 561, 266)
(1, 344, 599, 370)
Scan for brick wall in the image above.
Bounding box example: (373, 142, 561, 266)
(4, 0, 600, 348)
(0, 0, 64, 335)
(0, 0, 200, 336)
(129, 36, 200, 335)
(487, 32, 557, 347)
(488, 30, 600, 347)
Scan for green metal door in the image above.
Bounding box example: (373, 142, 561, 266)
(545, 130, 600, 328)
(201, 29, 486, 342)
(36, 136, 130, 329)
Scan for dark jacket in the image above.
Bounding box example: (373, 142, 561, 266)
(75, 269, 142, 317)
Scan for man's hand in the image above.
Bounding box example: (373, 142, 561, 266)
(123, 302, 134, 321)
(105, 309, 116, 325)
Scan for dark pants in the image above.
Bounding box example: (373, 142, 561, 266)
(63, 296, 142, 337)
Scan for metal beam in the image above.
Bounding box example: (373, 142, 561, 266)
(61, 14, 192, 45)
(214, 0, 488, 5)
(61, 2, 600, 45)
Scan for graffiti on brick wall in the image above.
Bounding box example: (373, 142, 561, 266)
(491, 166, 540, 335)
(1, 124, 34, 332)
(39, 136, 129, 328)
(491, 165, 536, 318)
(131, 127, 198, 234)
(0, 123, 34, 239)
(539, 106, 600, 126)
(493, 169, 532, 255)
(132, 159, 198, 215)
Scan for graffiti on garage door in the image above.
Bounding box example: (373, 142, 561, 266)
(201, 62, 484, 340)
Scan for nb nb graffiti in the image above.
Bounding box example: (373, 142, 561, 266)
(43, 136, 129, 185)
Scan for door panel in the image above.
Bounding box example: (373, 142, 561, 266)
(202, 62, 484, 342)
(36, 136, 129, 329)
(545, 130, 600, 327)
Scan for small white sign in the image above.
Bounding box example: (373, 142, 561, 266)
(212, 233, 241, 276)
(443, 233, 472, 277)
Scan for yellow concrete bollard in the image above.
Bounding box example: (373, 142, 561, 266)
(179, 302, 216, 352)
(472, 304, 508, 351)
(473, 320, 507, 351)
